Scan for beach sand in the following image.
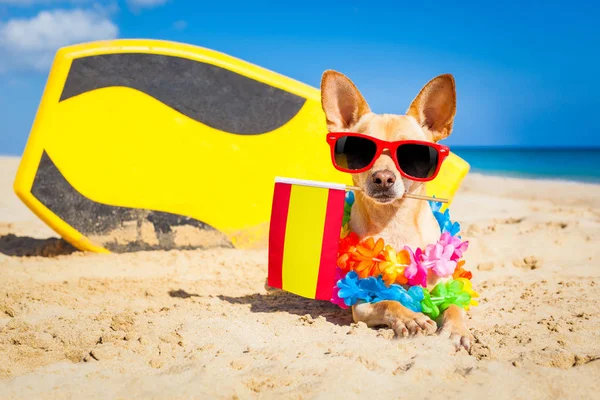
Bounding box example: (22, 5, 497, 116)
(1, 155, 599, 399)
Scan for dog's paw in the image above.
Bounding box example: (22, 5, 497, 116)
(439, 305, 473, 351)
(439, 320, 474, 351)
(391, 311, 437, 338)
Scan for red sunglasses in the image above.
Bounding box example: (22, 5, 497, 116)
(326, 132, 450, 182)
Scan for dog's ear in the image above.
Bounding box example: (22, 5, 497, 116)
(407, 74, 456, 142)
(321, 70, 371, 131)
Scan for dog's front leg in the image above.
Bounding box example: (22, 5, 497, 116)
(438, 305, 474, 351)
(352, 301, 437, 338)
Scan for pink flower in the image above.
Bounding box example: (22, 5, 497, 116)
(438, 232, 469, 261)
(423, 241, 457, 277)
(403, 247, 428, 287)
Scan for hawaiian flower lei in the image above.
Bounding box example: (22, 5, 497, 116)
(330, 191, 479, 320)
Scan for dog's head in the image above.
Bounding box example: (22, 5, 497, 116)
(320, 71, 456, 204)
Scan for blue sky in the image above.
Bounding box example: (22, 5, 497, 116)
(0, 0, 598, 155)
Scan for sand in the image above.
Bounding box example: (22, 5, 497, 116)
(1, 156, 599, 399)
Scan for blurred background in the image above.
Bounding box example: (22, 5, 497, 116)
(0, 0, 598, 181)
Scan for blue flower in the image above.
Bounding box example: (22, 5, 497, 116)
(336, 272, 425, 312)
(437, 211, 461, 236)
(337, 271, 371, 306)
(396, 286, 423, 312)
(377, 285, 424, 313)
(356, 275, 386, 294)
(429, 200, 443, 213)
(429, 201, 461, 237)
(444, 220, 461, 237)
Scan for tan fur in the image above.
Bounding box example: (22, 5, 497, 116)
(321, 70, 472, 351)
(352, 300, 437, 337)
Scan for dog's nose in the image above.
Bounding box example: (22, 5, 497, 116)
(372, 170, 396, 189)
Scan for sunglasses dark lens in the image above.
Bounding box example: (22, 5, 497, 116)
(395, 144, 439, 179)
(333, 136, 377, 171)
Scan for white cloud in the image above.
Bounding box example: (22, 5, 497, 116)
(126, 0, 167, 9)
(0, 8, 118, 70)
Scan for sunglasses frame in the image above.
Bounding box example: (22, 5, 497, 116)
(326, 132, 450, 182)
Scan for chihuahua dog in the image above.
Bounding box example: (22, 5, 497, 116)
(321, 71, 473, 351)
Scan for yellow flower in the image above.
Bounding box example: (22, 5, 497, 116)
(378, 246, 410, 286)
(456, 277, 479, 310)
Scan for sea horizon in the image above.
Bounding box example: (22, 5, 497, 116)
(451, 147, 600, 184)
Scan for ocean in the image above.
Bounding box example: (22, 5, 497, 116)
(451, 148, 600, 184)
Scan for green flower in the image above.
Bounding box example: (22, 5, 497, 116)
(420, 288, 441, 319)
(430, 279, 472, 312)
(420, 279, 472, 319)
